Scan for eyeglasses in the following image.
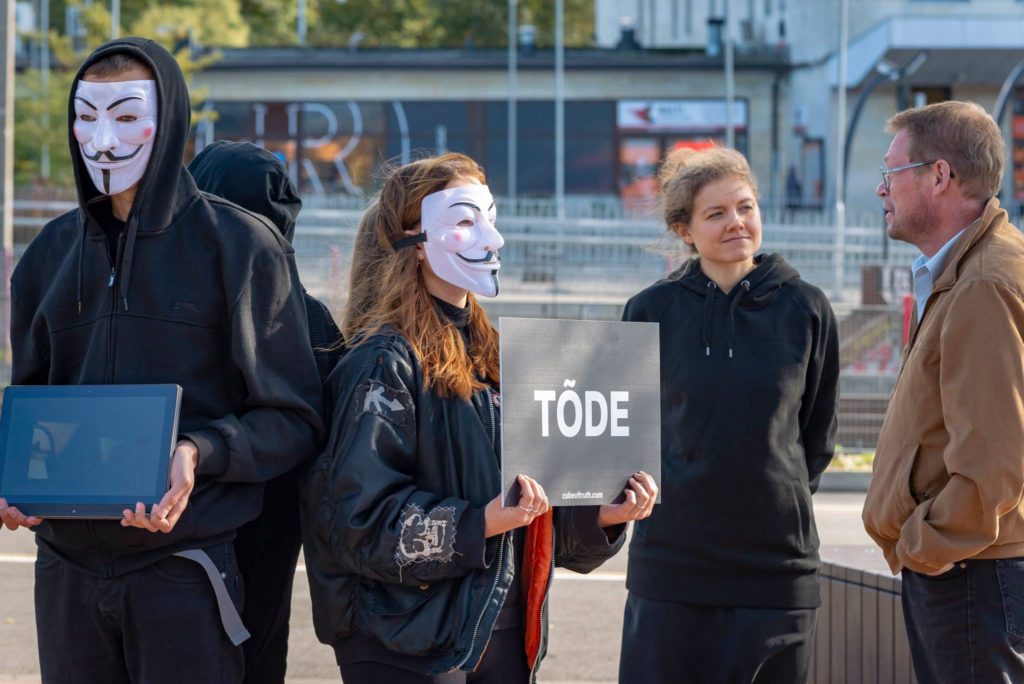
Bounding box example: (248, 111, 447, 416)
(879, 160, 941, 192)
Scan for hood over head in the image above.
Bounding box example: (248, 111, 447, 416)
(188, 141, 302, 244)
(68, 38, 199, 313)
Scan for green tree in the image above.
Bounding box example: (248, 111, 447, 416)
(308, 0, 593, 49)
(238, 0, 299, 47)
(14, 0, 236, 189)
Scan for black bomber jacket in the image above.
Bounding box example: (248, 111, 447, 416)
(300, 330, 625, 677)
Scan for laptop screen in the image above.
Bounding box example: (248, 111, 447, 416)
(0, 388, 179, 506)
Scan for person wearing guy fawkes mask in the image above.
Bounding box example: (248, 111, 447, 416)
(0, 38, 324, 684)
(189, 140, 343, 684)
(301, 154, 657, 683)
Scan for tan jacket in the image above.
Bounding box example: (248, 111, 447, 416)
(863, 198, 1024, 574)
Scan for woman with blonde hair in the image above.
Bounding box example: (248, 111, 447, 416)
(619, 146, 839, 683)
(302, 153, 657, 683)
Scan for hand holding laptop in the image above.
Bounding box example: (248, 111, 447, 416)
(120, 439, 198, 533)
(0, 497, 43, 530)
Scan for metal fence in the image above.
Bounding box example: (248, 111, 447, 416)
(813, 547, 917, 684)
(11, 197, 917, 448)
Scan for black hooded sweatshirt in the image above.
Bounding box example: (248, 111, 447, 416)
(188, 140, 343, 387)
(9, 38, 325, 576)
(622, 253, 838, 609)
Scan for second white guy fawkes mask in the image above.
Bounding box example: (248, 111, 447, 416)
(418, 184, 505, 297)
(73, 79, 158, 196)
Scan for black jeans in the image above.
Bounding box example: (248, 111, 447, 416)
(619, 593, 815, 684)
(235, 465, 305, 684)
(35, 542, 245, 684)
(902, 558, 1024, 684)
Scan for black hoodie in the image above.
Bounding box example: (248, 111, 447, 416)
(188, 140, 343, 386)
(622, 253, 838, 609)
(10, 38, 325, 576)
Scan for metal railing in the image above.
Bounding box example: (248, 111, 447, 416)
(11, 198, 918, 448)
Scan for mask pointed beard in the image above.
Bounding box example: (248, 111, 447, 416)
(72, 79, 158, 196)
(419, 184, 505, 298)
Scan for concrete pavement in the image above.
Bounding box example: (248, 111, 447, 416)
(0, 493, 871, 683)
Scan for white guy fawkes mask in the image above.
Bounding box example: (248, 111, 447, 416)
(419, 184, 505, 297)
(73, 79, 158, 196)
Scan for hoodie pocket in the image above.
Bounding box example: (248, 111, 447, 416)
(788, 479, 818, 554)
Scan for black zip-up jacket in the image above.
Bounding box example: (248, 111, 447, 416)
(9, 38, 325, 576)
(301, 330, 624, 676)
(622, 253, 839, 609)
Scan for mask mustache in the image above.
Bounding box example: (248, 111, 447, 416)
(456, 251, 500, 264)
(82, 146, 144, 163)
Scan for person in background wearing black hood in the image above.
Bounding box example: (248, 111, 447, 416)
(0, 39, 324, 684)
(189, 140, 342, 684)
(301, 153, 656, 683)
(618, 146, 839, 684)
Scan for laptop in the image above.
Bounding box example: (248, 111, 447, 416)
(0, 384, 182, 518)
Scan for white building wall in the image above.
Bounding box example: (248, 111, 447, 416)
(783, 0, 1024, 215)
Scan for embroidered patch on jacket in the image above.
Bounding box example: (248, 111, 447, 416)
(355, 380, 413, 428)
(395, 503, 456, 567)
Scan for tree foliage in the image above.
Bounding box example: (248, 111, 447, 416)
(15, 1, 232, 187)
(306, 0, 593, 49)
(15, 0, 595, 188)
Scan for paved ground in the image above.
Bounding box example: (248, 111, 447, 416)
(0, 492, 871, 683)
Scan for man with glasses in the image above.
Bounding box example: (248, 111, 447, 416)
(863, 100, 1024, 683)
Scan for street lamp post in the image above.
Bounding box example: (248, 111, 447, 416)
(39, 0, 48, 180)
(1, 0, 14, 368)
(724, 0, 735, 149)
(554, 0, 564, 219)
(507, 0, 517, 203)
(834, 0, 849, 301)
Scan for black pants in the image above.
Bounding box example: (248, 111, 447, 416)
(339, 627, 531, 684)
(235, 466, 305, 684)
(619, 593, 815, 684)
(902, 558, 1024, 684)
(35, 542, 244, 684)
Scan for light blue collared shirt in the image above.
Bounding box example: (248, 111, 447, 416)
(911, 228, 968, 322)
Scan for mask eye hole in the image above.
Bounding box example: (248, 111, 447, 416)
(456, 218, 475, 228)
(78, 113, 96, 123)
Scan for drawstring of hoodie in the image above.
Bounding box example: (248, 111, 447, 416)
(75, 204, 140, 315)
(702, 281, 716, 356)
(726, 280, 751, 358)
(701, 278, 751, 358)
(76, 222, 86, 315)
(118, 215, 140, 311)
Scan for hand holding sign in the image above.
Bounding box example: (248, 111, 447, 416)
(485, 474, 550, 538)
(598, 471, 658, 527)
(500, 318, 661, 507)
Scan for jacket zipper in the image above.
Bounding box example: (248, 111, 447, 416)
(106, 231, 126, 383)
(450, 385, 503, 672)
(451, 532, 507, 671)
(529, 546, 556, 683)
(485, 387, 496, 452)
